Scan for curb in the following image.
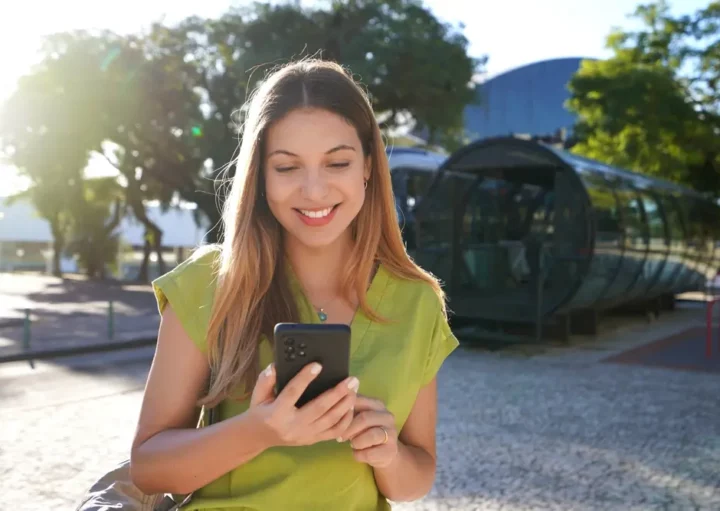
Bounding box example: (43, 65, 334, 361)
(0, 336, 157, 364)
(0, 318, 24, 329)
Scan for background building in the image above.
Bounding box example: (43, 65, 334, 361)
(0, 199, 208, 279)
(407, 57, 593, 145)
(464, 57, 592, 141)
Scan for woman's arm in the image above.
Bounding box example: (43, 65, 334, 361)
(130, 304, 359, 496)
(342, 380, 439, 502)
(129, 305, 272, 495)
(372, 379, 438, 501)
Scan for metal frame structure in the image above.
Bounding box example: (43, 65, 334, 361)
(386, 147, 448, 247)
(412, 137, 720, 333)
(706, 298, 718, 358)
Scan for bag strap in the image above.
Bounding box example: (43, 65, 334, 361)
(153, 406, 216, 511)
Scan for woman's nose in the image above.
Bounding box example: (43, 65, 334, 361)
(301, 170, 328, 200)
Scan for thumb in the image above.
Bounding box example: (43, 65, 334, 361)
(250, 363, 276, 406)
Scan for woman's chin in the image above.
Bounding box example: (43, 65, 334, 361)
(284, 225, 354, 252)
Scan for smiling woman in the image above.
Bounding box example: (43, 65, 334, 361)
(110, 59, 459, 511)
(264, 109, 370, 249)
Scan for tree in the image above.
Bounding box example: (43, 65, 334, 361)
(236, 0, 483, 138)
(567, 0, 720, 194)
(3, 183, 78, 277)
(0, 39, 106, 275)
(65, 177, 124, 279)
(3, 0, 482, 263)
(567, 59, 701, 182)
(7, 30, 204, 280)
(94, 32, 206, 279)
(73, 30, 206, 280)
(136, 0, 483, 237)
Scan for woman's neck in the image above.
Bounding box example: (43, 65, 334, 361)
(285, 233, 353, 295)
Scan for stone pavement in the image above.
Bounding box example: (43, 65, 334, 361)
(2, 304, 720, 511)
(0, 272, 160, 360)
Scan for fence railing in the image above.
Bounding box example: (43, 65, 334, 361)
(5, 299, 157, 366)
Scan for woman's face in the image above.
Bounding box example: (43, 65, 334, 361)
(263, 108, 370, 250)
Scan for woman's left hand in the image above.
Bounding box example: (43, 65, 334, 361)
(339, 395, 399, 468)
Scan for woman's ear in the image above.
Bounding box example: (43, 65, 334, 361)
(364, 156, 372, 181)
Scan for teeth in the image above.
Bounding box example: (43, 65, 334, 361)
(299, 207, 333, 218)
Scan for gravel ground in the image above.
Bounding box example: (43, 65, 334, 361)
(2, 339, 719, 510)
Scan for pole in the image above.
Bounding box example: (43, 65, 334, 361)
(108, 300, 115, 340)
(535, 246, 544, 343)
(706, 299, 714, 359)
(23, 308, 34, 369)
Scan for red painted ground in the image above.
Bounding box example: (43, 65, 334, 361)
(604, 326, 720, 374)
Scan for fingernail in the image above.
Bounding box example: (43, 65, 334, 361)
(264, 364, 273, 377)
(336, 436, 343, 442)
(311, 363, 322, 375)
(347, 377, 359, 392)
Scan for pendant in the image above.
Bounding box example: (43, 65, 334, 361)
(318, 309, 328, 322)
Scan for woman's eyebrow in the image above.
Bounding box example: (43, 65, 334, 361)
(267, 144, 356, 158)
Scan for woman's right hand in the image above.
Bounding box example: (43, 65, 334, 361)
(248, 362, 359, 448)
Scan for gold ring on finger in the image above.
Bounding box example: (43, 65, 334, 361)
(379, 426, 389, 444)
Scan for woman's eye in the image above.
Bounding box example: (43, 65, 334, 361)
(328, 162, 350, 169)
(275, 166, 297, 172)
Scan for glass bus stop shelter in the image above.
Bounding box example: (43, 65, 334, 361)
(411, 137, 720, 341)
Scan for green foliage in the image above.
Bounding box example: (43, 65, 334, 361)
(123, 0, 482, 235)
(65, 177, 124, 279)
(1, 0, 481, 262)
(567, 59, 698, 181)
(0, 39, 110, 274)
(567, 0, 720, 195)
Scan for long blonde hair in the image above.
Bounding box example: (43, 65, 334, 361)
(200, 59, 446, 407)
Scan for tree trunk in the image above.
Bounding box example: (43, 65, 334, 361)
(48, 214, 64, 278)
(151, 223, 166, 276)
(87, 260, 100, 280)
(138, 235, 151, 282)
(99, 199, 123, 280)
(128, 196, 166, 281)
(52, 240, 62, 277)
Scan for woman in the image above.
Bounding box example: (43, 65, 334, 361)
(129, 59, 458, 510)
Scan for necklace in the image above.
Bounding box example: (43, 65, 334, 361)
(289, 265, 333, 322)
(311, 298, 333, 322)
(298, 263, 379, 323)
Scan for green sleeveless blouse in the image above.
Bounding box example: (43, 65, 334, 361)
(152, 245, 458, 510)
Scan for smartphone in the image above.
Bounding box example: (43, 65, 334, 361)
(273, 322, 351, 407)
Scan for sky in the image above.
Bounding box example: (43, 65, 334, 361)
(0, 0, 710, 196)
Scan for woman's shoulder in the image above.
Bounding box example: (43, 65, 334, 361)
(380, 266, 458, 386)
(161, 244, 222, 282)
(381, 266, 451, 335)
(383, 267, 446, 315)
(151, 244, 222, 352)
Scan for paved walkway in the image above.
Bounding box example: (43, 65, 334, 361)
(0, 273, 160, 360)
(2, 302, 720, 510)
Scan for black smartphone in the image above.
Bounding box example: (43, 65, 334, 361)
(273, 322, 351, 408)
